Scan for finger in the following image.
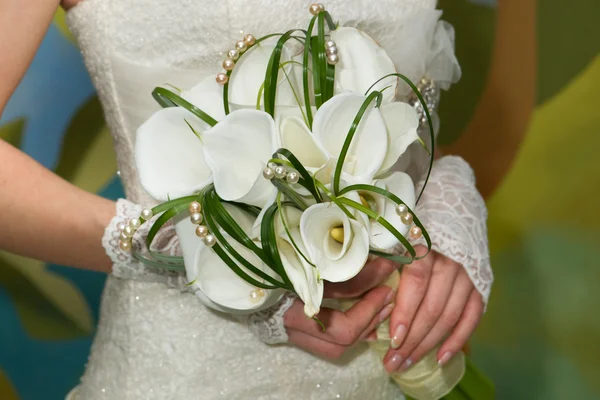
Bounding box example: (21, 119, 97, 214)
(287, 329, 349, 361)
(384, 258, 460, 371)
(284, 286, 394, 345)
(385, 269, 473, 371)
(324, 257, 398, 299)
(437, 289, 484, 366)
(389, 246, 435, 349)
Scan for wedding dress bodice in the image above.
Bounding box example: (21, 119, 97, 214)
(66, 0, 451, 398)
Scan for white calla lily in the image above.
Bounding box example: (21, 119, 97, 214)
(312, 92, 388, 183)
(201, 109, 278, 207)
(135, 107, 213, 201)
(331, 27, 397, 103)
(378, 102, 420, 175)
(369, 172, 416, 250)
(300, 201, 370, 283)
(181, 75, 227, 121)
(178, 205, 283, 313)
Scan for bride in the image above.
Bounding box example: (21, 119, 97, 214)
(0, 0, 492, 398)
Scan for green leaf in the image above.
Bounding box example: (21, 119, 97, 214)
(260, 203, 294, 289)
(152, 87, 218, 127)
(303, 15, 318, 128)
(273, 148, 323, 202)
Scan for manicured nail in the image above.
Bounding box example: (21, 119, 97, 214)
(390, 325, 407, 349)
(398, 358, 413, 372)
(379, 304, 394, 323)
(385, 353, 403, 372)
(384, 290, 395, 305)
(438, 352, 452, 366)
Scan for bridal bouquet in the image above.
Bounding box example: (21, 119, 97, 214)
(118, 4, 493, 399)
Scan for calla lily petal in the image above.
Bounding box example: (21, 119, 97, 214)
(300, 202, 370, 283)
(135, 107, 212, 201)
(202, 109, 277, 207)
(377, 102, 420, 175)
(331, 27, 397, 103)
(370, 172, 416, 250)
(181, 75, 226, 121)
(312, 93, 388, 182)
(279, 116, 329, 170)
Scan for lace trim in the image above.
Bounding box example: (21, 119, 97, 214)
(245, 293, 297, 344)
(102, 199, 188, 289)
(412, 156, 493, 306)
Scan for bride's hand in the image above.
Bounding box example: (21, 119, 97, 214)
(283, 257, 397, 360)
(383, 246, 484, 372)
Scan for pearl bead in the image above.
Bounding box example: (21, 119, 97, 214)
(216, 72, 228, 85)
(129, 218, 141, 230)
(122, 225, 135, 237)
(243, 33, 256, 46)
(235, 40, 247, 53)
(256, 288, 266, 298)
(318, 3, 325, 11)
(263, 167, 275, 180)
(401, 212, 414, 225)
(141, 208, 153, 220)
(409, 226, 422, 240)
(325, 39, 336, 49)
(286, 171, 300, 184)
(222, 58, 235, 71)
(274, 166, 287, 179)
(326, 46, 338, 56)
(188, 201, 201, 215)
(190, 212, 203, 225)
(327, 54, 339, 65)
(395, 204, 408, 216)
(309, 3, 321, 15)
(203, 234, 217, 247)
(119, 241, 132, 252)
(117, 222, 127, 232)
(120, 232, 130, 241)
(195, 225, 209, 238)
(228, 49, 240, 61)
(250, 289, 261, 303)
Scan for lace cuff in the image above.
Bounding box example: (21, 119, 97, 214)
(413, 156, 493, 306)
(102, 199, 188, 288)
(245, 293, 297, 344)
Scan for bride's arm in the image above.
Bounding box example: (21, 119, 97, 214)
(0, 141, 114, 271)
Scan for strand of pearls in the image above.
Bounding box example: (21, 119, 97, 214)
(262, 163, 300, 184)
(216, 33, 257, 86)
(188, 201, 216, 247)
(118, 208, 153, 252)
(395, 204, 423, 240)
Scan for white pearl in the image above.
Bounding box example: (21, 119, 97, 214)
(327, 54, 339, 65)
(216, 72, 228, 85)
(243, 33, 256, 46)
(120, 232, 130, 241)
(117, 222, 126, 232)
(401, 212, 414, 225)
(274, 166, 287, 179)
(141, 208, 153, 220)
(309, 3, 321, 15)
(122, 225, 135, 237)
(235, 40, 247, 53)
(325, 46, 338, 56)
(129, 218, 141, 230)
(325, 39, 336, 49)
(195, 225, 209, 238)
(119, 241, 132, 252)
(250, 289, 261, 303)
(286, 171, 300, 184)
(228, 49, 240, 61)
(395, 204, 408, 216)
(409, 226, 422, 239)
(256, 288, 266, 298)
(203, 234, 217, 247)
(222, 58, 235, 71)
(190, 212, 203, 225)
(263, 167, 275, 180)
(188, 201, 201, 215)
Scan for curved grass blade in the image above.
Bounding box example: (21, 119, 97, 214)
(273, 148, 323, 202)
(277, 194, 315, 267)
(260, 203, 294, 290)
(303, 15, 317, 128)
(152, 87, 218, 127)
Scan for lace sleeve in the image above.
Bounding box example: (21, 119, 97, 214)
(412, 156, 493, 306)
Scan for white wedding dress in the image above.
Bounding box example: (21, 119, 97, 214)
(65, 0, 491, 399)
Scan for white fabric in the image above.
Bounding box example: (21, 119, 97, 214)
(67, 0, 465, 398)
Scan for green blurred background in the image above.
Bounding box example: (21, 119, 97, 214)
(1, 1, 599, 399)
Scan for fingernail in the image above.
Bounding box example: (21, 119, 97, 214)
(385, 353, 403, 373)
(390, 325, 407, 349)
(379, 304, 394, 323)
(438, 352, 452, 366)
(364, 335, 377, 343)
(384, 290, 395, 305)
(398, 358, 413, 372)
